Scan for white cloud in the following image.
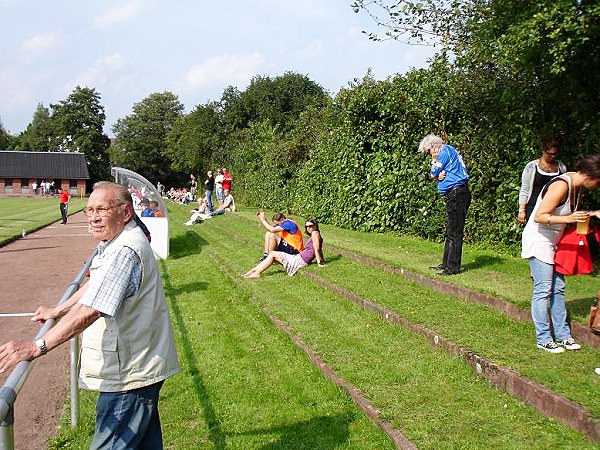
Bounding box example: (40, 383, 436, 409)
(183, 52, 263, 90)
(65, 53, 129, 89)
(20, 32, 63, 57)
(0, 70, 33, 131)
(92, 0, 147, 27)
(290, 41, 324, 60)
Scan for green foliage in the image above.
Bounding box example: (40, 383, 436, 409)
(237, 72, 329, 132)
(213, 73, 331, 210)
(165, 103, 222, 176)
(50, 86, 111, 184)
(18, 104, 54, 151)
(0, 117, 17, 150)
(110, 91, 184, 183)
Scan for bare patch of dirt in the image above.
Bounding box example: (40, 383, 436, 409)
(0, 213, 96, 450)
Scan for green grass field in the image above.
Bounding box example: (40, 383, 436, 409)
(0, 196, 87, 245)
(2, 198, 600, 449)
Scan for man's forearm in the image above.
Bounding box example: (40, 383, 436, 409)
(42, 302, 101, 353)
(55, 282, 89, 318)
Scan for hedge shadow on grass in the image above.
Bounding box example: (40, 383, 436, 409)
(169, 230, 209, 259)
(161, 263, 227, 449)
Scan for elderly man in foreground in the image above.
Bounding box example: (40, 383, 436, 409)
(0, 181, 179, 449)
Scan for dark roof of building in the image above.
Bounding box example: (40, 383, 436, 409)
(0, 151, 89, 179)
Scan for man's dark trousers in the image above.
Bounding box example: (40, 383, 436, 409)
(442, 183, 471, 274)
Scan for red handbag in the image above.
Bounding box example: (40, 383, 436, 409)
(554, 225, 596, 275)
(554, 188, 599, 275)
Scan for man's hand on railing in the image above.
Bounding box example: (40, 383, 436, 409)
(0, 341, 39, 373)
(31, 305, 58, 325)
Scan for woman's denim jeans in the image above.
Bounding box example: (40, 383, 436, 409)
(529, 257, 572, 344)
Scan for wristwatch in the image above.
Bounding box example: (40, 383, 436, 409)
(34, 338, 48, 356)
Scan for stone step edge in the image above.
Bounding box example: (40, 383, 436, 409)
(327, 244, 600, 351)
(209, 251, 417, 449)
(203, 218, 600, 441)
(302, 270, 600, 442)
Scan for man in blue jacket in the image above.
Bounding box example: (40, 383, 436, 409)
(419, 133, 471, 275)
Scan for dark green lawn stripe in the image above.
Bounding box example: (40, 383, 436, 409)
(192, 219, 592, 448)
(207, 250, 415, 450)
(230, 208, 600, 325)
(200, 217, 600, 441)
(300, 270, 600, 443)
(325, 244, 600, 351)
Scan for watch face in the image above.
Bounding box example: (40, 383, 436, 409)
(35, 338, 47, 355)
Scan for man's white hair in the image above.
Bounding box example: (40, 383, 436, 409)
(418, 134, 444, 153)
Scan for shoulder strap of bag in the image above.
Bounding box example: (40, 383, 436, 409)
(573, 186, 583, 212)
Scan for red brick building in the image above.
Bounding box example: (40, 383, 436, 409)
(0, 151, 89, 196)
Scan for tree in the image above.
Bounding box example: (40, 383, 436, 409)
(353, 0, 600, 151)
(110, 92, 184, 183)
(50, 86, 111, 183)
(165, 102, 222, 176)
(19, 104, 54, 151)
(237, 72, 329, 131)
(0, 118, 10, 150)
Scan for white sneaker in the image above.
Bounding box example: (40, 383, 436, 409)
(558, 338, 581, 351)
(595, 368, 600, 375)
(184, 221, 193, 226)
(537, 341, 565, 354)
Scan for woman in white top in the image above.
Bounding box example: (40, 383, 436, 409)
(518, 137, 567, 224)
(521, 154, 600, 353)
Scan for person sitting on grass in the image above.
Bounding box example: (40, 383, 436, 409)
(256, 211, 304, 262)
(243, 218, 324, 278)
(200, 190, 235, 219)
(184, 197, 210, 225)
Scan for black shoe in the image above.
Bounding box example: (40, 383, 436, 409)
(436, 270, 458, 276)
(429, 264, 445, 271)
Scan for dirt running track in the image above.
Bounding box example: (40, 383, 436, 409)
(0, 212, 96, 450)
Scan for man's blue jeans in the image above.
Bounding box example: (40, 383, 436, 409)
(90, 381, 164, 450)
(205, 190, 213, 212)
(528, 257, 572, 345)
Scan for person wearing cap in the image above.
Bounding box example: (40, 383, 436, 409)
(244, 218, 324, 278)
(140, 198, 154, 217)
(419, 133, 471, 276)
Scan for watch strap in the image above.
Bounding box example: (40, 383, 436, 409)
(35, 338, 47, 356)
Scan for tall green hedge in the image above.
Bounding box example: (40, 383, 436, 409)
(225, 61, 598, 253)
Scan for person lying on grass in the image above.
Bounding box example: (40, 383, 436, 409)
(243, 218, 324, 278)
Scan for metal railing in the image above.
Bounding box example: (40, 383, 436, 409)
(0, 249, 97, 450)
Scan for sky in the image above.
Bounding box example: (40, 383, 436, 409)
(1, 0, 437, 137)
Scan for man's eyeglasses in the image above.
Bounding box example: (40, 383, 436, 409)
(83, 204, 123, 217)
